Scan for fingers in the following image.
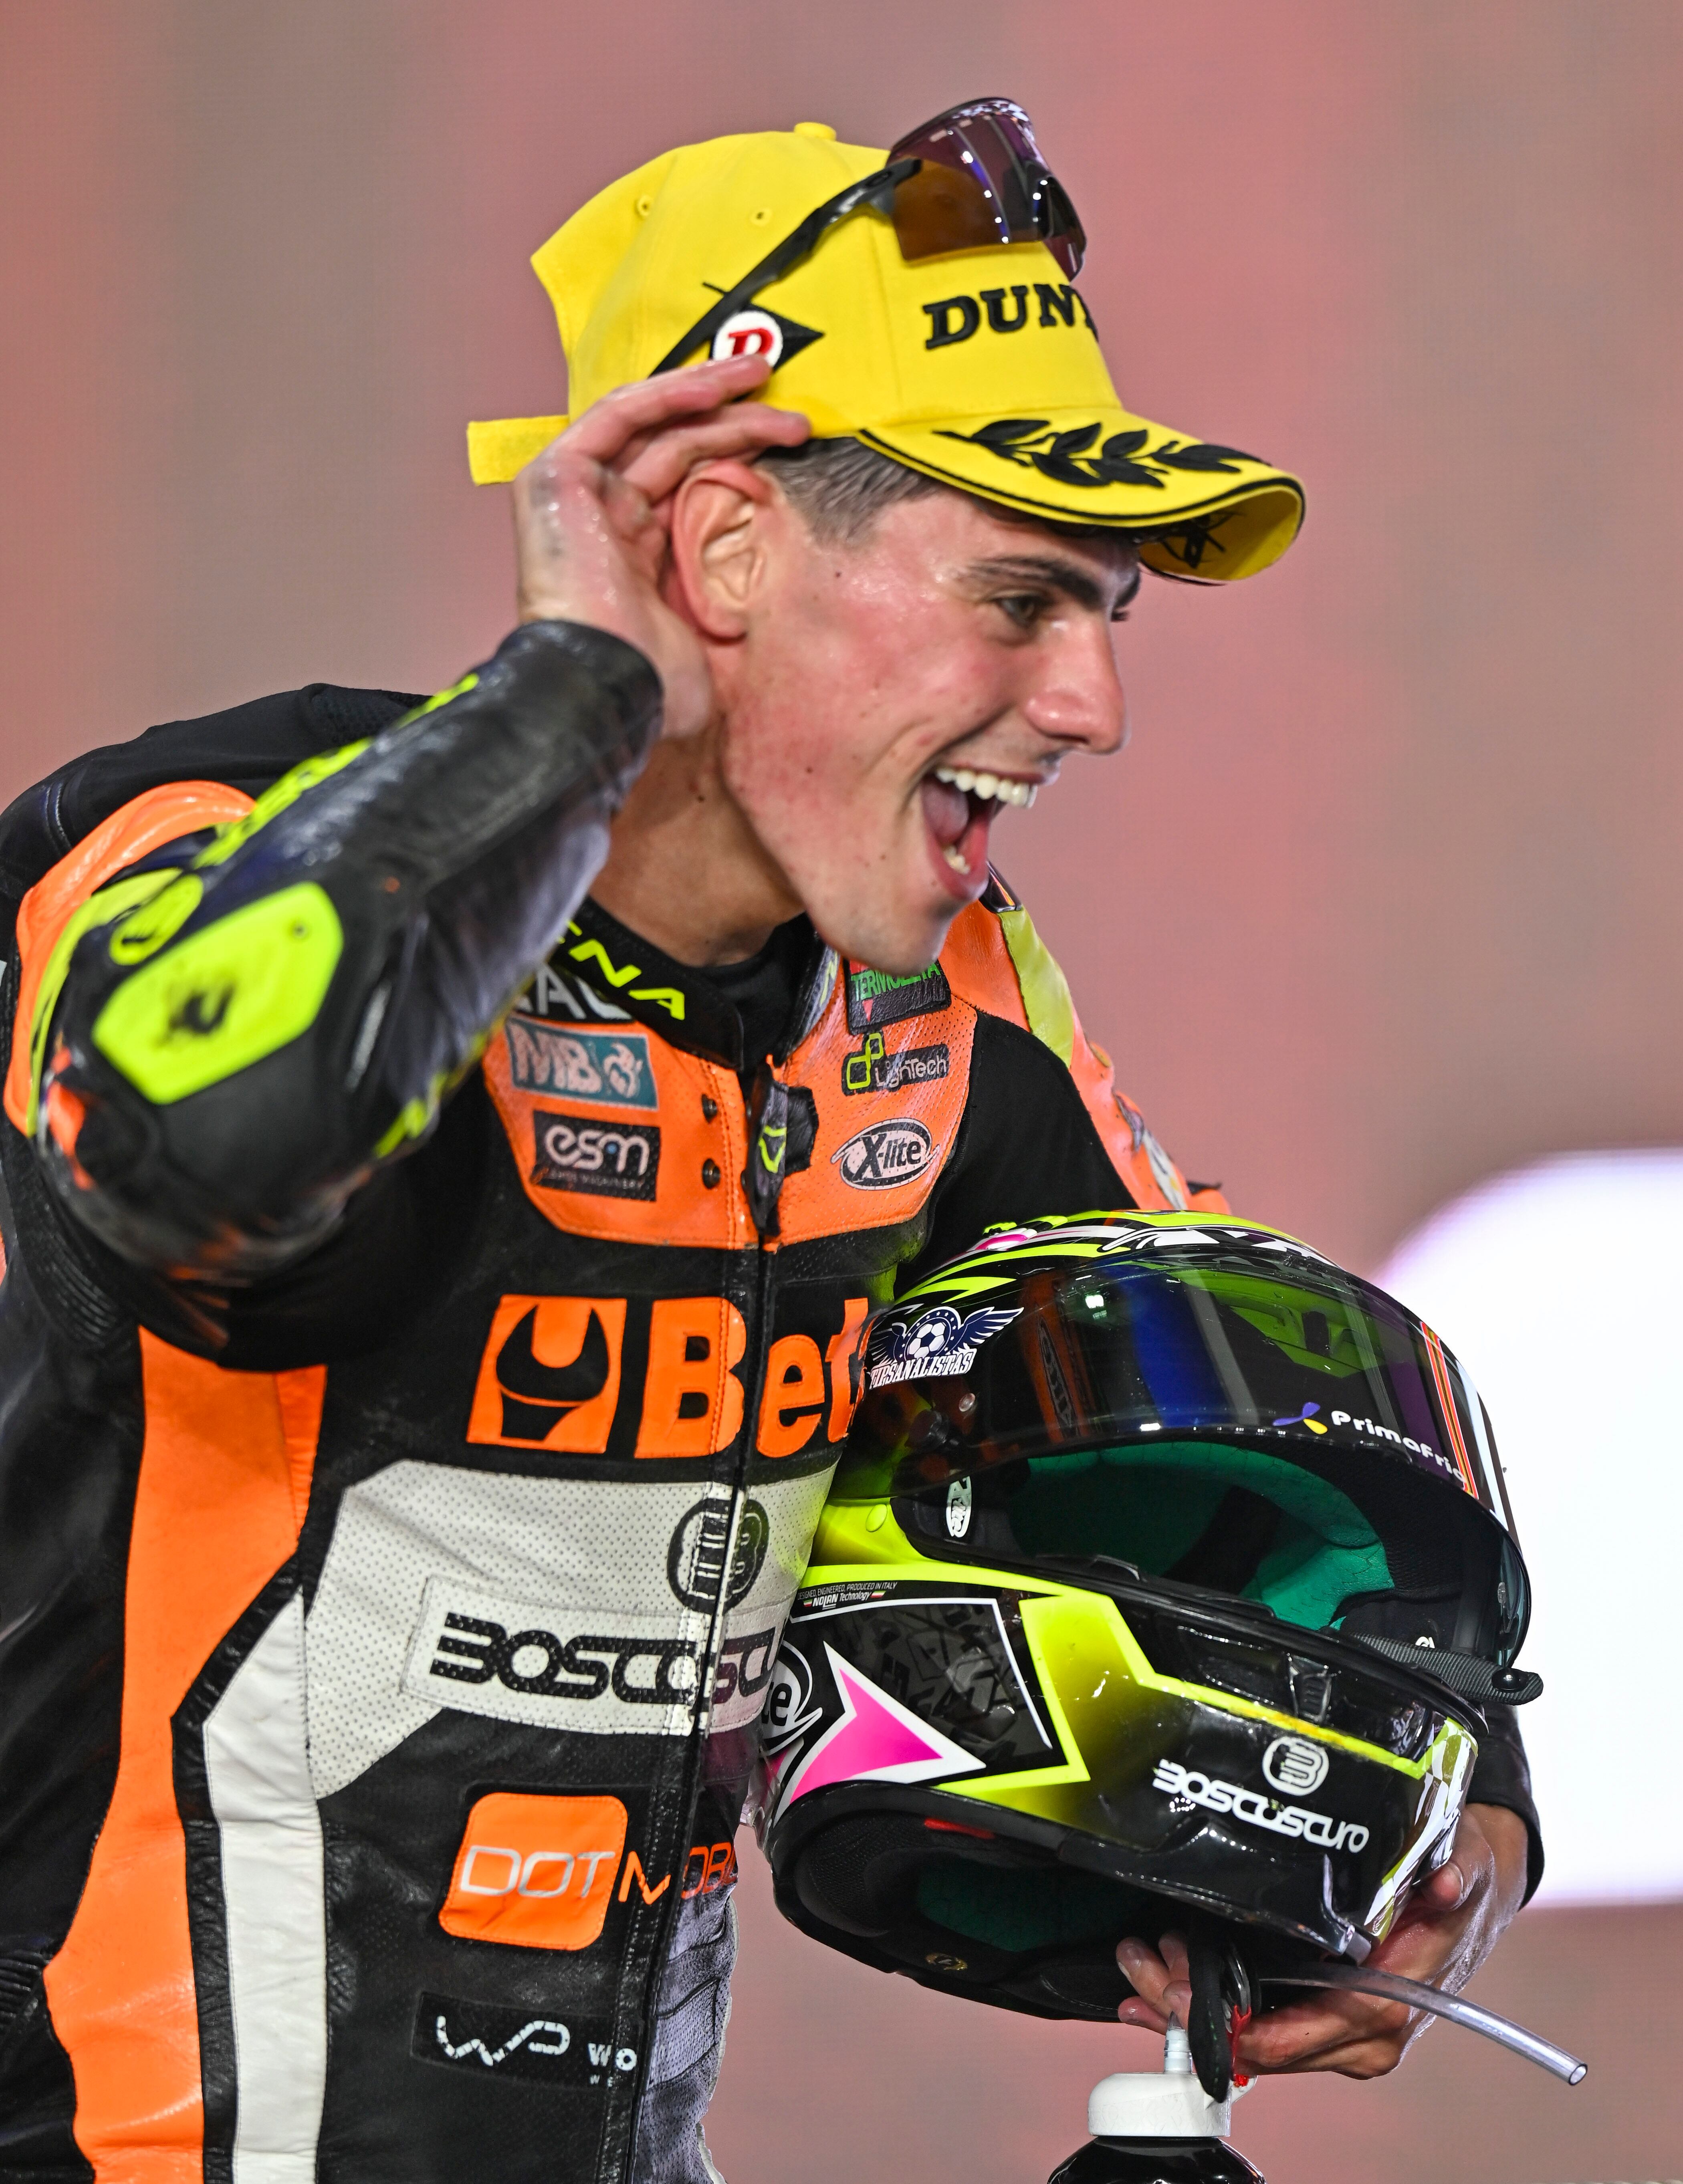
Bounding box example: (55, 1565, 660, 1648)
(618, 401, 809, 509)
(1116, 1933, 1191, 2029)
(1415, 1858, 1470, 1914)
(1235, 1989, 1421, 2080)
(549, 355, 783, 472)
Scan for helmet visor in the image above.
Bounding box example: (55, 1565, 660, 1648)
(840, 1223, 1529, 1664)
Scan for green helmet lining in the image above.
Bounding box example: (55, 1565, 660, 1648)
(1001, 1441, 1392, 1632)
(916, 1858, 1134, 1955)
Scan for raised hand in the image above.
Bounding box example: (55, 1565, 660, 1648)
(512, 354, 809, 739)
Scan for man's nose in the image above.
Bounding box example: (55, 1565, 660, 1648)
(1021, 619, 1128, 755)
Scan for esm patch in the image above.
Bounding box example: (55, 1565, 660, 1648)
(531, 1110, 660, 1198)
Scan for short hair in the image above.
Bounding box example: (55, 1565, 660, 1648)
(759, 437, 1140, 562)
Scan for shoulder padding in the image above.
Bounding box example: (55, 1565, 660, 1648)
(0, 684, 418, 950)
(938, 870, 1212, 1214)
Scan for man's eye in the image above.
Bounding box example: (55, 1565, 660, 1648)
(995, 593, 1047, 630)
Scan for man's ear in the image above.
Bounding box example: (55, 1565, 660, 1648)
(667, 460, 779, 640)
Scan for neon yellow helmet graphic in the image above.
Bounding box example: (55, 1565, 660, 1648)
(755, 1214, 1536, 2098)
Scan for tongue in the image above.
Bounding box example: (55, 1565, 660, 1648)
(920, 776, 969, 847)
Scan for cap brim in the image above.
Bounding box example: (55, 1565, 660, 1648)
(467, 415, 569, 484)
(858, 412, 1304, 581)
(468, 407, 1304, 584)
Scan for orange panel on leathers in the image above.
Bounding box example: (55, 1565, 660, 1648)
(42, 1337, 323, 2181)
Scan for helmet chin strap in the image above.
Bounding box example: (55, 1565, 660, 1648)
(1262, 1963, 1586, 2082)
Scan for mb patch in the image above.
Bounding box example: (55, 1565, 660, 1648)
(845, 960, 951, 1031)
(506, 1019, 654, 1107)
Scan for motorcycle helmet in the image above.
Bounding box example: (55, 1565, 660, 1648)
(753, 1213, 1537, 2093)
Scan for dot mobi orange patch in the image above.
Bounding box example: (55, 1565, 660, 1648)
(440, 1793, 629, 1950)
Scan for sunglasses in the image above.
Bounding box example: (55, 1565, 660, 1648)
(654, 98, 1087, 376)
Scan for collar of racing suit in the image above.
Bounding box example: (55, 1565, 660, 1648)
(552, 897, 840, 1073)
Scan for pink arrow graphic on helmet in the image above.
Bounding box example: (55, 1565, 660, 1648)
(774, 1644, 983, 1819)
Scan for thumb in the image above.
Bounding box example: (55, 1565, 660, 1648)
(1418, 1857, 1470, 1913)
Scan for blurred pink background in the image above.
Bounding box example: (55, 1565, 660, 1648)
(4, 5, 1680, 2178)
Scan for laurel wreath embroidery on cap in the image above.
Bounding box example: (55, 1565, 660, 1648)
(933, 418, 1257, 490)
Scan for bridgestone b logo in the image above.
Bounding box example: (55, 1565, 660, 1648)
(1151, 1758, 1369, 1853)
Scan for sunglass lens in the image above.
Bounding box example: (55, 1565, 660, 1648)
(888, 99, 1084, 277)
(890, 154, 1008, 260)
(1039, 176, 1086, 280)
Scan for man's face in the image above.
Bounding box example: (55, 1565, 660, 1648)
(709, 486, 1137, 973)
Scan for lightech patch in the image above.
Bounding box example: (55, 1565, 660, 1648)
(841, 1030, 950, 1095)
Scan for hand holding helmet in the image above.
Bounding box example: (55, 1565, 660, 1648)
(754, 1212, 1577, 2176)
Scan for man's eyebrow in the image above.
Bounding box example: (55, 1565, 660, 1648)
(964, 552, 1141, 614)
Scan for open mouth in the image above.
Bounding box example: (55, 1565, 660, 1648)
(919, 764, 1039, 882)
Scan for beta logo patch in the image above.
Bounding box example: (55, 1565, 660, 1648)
(439, 1792, 631, 1951)
(845, 961, 951, 1031)
(531, 1110, 660, 1199)
(505, 1018, 654, 1107)
(831, 1119, 936, 1190)
(467, 1296, 626, 1451)
(841, 1030, 950, 1096)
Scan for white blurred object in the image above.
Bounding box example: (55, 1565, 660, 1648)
(1376, 1149, 1683, 1905)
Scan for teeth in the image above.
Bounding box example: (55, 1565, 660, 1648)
(942, 843, 972, 874)
(933, 765, 1039, 809)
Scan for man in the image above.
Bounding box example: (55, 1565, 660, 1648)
(0, 106, 1536, 2182)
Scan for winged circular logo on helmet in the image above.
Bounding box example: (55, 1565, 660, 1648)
(864, 1303, 1022, 1388)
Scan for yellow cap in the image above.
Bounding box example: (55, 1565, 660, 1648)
(467, 127, 1304, 580)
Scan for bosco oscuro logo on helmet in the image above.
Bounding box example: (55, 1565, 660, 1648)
(832, 1119, 936, 1190)
(1263, 1734, 1330, 1796)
